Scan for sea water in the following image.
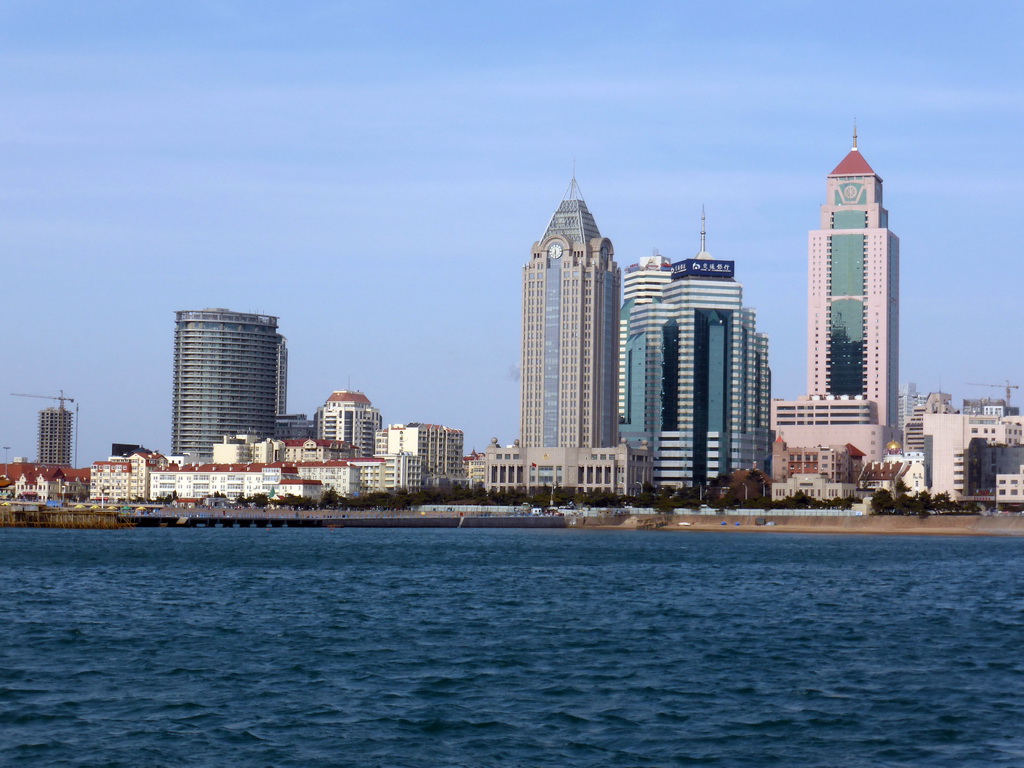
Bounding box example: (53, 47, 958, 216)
(2, 527, 1023, 767)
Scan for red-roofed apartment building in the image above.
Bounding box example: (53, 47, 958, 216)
(91, 450, 169, 501)
(771, 439, 865, 485)
(314, 390, 382, 457)
(4, 463, 90, 502)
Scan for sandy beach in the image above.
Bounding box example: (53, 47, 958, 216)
(581, 514, 1024, 537)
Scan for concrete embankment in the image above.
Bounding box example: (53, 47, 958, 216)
(131, 510, 569, 529)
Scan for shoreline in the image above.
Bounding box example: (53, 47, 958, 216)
(588, 513, 1024, 537)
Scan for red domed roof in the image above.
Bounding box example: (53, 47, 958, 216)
(326, 390, 371, 405)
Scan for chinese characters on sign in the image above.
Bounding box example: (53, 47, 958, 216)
(671, 259, 735, 280)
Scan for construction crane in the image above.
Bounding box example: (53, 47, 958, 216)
(966, 381, 1019, 408)
(12, 390, 75, 409)
(10, 390, 77, 466)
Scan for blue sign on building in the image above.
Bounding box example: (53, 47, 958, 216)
(671, 259, 735, 280)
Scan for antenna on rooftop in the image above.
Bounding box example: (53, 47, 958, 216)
(700, 206, 707, 252)
(853, 118, 858, 150)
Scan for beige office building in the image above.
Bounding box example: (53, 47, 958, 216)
(486, 179, 651, 494)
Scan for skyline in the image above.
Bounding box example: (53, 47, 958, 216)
(3, 2, 1024, 464)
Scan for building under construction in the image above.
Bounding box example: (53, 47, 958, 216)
(11, 391, 76, 466)
(38, 406, 73, 465)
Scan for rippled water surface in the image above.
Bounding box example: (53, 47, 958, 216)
(3, 528, 1024, 767)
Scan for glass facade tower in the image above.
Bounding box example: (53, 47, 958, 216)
(620, 237, 771, 487)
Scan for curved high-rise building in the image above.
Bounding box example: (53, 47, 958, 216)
(171, 308, 287, 458)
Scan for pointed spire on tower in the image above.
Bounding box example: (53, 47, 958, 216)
(543, 169, 601, 244)
(830, 126, 878, 177)
(563, 160, 584, 202)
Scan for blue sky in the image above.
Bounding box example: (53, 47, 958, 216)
(3, 1, 1023, 464)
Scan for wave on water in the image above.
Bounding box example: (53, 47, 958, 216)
(2, 528, 1024, 767)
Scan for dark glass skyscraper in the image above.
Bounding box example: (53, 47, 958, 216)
(620, 223, 771, 486)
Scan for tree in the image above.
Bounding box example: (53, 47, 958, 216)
(871, 489, 894, 515)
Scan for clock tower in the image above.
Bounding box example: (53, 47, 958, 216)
(520, 178, 621, 449)
(807, 131, 899, 427)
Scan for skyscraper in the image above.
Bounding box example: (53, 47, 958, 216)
(807, 129, 899, 426)
(619, 254, 673, 419)
(771, 133, 901, 459)
(520, 178, 620, 449)
(621, 217, 771, 486)
(38, 406, 73, 466)
(172, 308, 288, 458)
(486, 180, 651, 494)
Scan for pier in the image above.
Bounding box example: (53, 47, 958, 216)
(0, 502, 132, 529)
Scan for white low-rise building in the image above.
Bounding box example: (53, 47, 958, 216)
(996, 465, 1024, 506)
(150, 463, 292, 501)
(148, 457, 420, 501)
(293, 461, 362, 496)
(771, 473, 859, 501)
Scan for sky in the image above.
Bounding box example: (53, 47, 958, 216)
(2, 1, 1023, 466)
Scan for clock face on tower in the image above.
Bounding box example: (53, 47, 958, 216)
(835, 182, 865, 206)
(547, 243, 563, 259)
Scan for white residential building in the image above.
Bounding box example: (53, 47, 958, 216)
(375, 423, 464, 483)
(315, 391, 382, 457)
(212, 435, 283, 464)
(293, 461, 362, 496)
(91, 451, 168, 501)
(281, 439, 355, 463)
(350, 455, 422, 493)
(150, 463, 294, 501)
